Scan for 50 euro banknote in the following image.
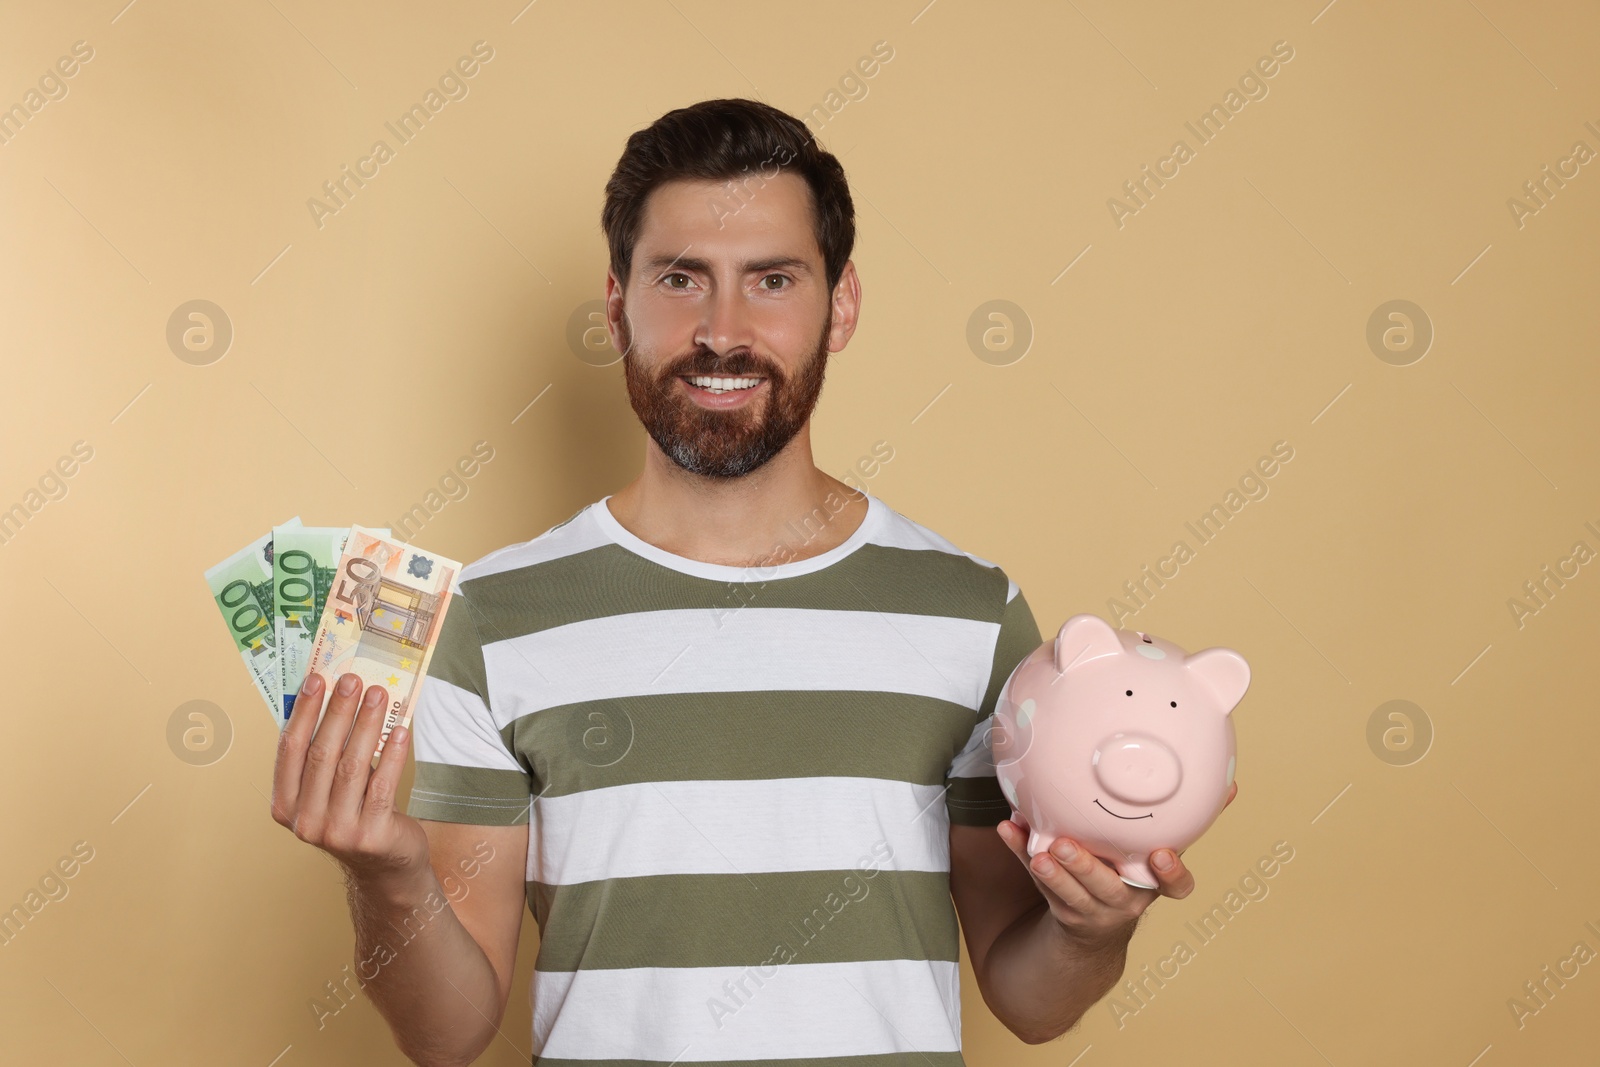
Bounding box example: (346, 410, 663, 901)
(296, 526, 461, 760)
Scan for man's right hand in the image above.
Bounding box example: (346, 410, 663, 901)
(270, 671, 430, 884)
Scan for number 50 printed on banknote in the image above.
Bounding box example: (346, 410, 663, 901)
(295, 526, 462, 760)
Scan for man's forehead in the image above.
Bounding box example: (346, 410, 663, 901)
(634, 172, 821, 274)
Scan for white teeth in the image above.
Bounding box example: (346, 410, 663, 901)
(687, 375, 761, 392)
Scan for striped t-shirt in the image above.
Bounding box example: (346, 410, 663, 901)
(406, 491, 1042, 1065)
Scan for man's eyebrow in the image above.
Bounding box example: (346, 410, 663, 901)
(638, 253, 814, 279)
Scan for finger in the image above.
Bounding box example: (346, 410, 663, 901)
(1044, 838, 1141, 909)
(294, 672, 366, 835)
(996, 821, 1088, 910)
(1225, 781, 1239, 808)
(1000, 819, 1071, 891)
(1027, 839, 1102, 914)
(360, 719, 410, 830)
(1150, 848, 1196, 899)
(327, 684, 388, 824)
(271, 671, 326, 823)
(996, 819, 1033, 866)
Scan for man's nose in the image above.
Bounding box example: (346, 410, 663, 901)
(696, 286, 758, 358)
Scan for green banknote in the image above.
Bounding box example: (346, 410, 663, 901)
(273, 525, 389, 723)
(204, 517, 301, 723)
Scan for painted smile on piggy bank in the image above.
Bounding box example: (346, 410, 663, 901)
(992, 613, 1250, 889)
(1092, 800, 1152, 820)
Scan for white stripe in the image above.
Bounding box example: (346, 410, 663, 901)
(484, 607, 998, 728)
(528, 776, 950, 885)
(871, 507, 1001, 572)
(412, 676, 523, 773)
(462, 504, 611, 582)
(461, 494, 1013, 590)
(531, 958, 960, 1059)
(947, 715, 999, 779)
(591, 493, 889, 583)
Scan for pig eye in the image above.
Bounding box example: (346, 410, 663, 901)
(1170, 701, 1177, 707)
(1125, 690, 1133, 696)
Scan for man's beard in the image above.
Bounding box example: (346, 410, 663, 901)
(620, 316, 830, 479)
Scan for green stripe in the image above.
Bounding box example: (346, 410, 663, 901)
(406, 763, 530, 824)
(950, 588, 1039, 827)
(425, 589, 492, 707)
(980, 588, 1041, 718)
(502, 690, 977, 798)
(463, 542, 1009, 644)
(946, 775, 1012, 826)
(527, 869, 957, 971)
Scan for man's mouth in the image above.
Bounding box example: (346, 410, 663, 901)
(680, 374, 765, 395)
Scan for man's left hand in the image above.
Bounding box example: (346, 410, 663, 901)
(994, 780, 1239, 948)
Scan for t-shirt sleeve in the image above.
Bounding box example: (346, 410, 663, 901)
(944, 578, 1043, 827)
(405, 587, 533, 825)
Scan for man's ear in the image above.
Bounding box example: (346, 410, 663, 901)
(827, 259, 862, 353)
(604, 273, 633, 358)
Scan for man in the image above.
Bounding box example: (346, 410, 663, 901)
(271, 97, 1236, 1065)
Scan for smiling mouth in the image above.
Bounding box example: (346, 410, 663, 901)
(679, 374, 766, 395)
(1095, 799, 1154, 820)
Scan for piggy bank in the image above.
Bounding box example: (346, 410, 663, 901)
(992, 613, 1250, 889)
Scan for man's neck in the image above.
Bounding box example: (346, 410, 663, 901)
(605, 435, 869, 570)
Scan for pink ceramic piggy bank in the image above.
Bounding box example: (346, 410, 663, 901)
(992, 613, 1250, 889)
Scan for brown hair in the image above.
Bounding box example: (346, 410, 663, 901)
(601, 98, 855, 294)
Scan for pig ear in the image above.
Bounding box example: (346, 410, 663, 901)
(1053, 614, 1123, 673)
(1184, 648, 1251, 715)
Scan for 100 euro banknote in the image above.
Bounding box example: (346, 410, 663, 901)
(273, 524, 388, 724)
(204, 517, 301, 723)
(297, 526, 461, 759)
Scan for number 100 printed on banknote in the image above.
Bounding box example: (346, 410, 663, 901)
(296, 526, 461, 761)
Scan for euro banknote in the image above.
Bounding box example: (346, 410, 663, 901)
(273, 525, 388, 724)
(297, 526, 461, 759)
(204, 517, 301, 723)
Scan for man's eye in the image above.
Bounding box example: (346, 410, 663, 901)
(761, 274, 790, 290)
(663, 273, 691, 288)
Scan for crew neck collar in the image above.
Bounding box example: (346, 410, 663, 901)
(589, 492, 885, 582)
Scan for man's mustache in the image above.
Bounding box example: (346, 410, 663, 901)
(662, 353, 777, 380)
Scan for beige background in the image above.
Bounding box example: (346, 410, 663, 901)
(2, 0, 1597, 1063)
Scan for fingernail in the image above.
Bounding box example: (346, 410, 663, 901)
(338, 674, 358, 695)
(1053, 840, 1077, 862)
(1034, 853, 1057, 874)
(1153, 850, 1175, 871)
(364, 686, 384, 706)
(304, 674, 321, 693)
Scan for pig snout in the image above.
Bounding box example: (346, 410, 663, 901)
(1092, 734, 1182, 805)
